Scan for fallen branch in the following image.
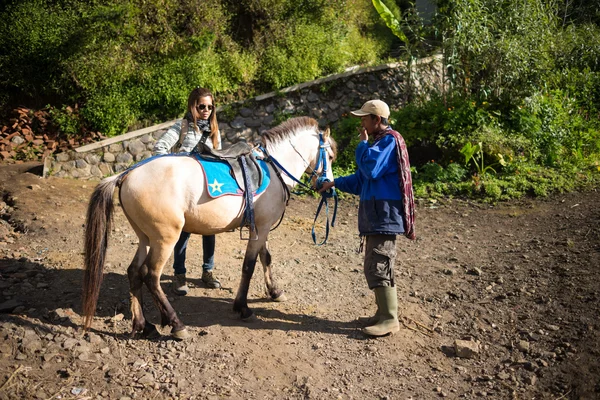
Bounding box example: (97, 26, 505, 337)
(0, 365, 24, 391)
(554, 390, 572, 400)
(404, 316, 434, 333)
(401, 320, 432, 337)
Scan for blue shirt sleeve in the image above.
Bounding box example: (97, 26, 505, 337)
(334, 171, 362, 195)
(355, 135, 397, 180)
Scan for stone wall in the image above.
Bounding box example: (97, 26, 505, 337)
(45, 55, 442, 179)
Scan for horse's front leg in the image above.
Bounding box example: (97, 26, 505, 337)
(233, 237, 267, 319)
(259, 241, 286, 302)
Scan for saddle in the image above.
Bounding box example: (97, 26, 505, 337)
(195, 142, 263, 193)
(195, 141, 263, 240)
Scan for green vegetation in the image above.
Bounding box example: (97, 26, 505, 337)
(1, 0, 598, 202)
(0, 0, 390, 135)
(331, 0, 599, 202)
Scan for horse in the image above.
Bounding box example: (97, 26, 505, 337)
(82, 116, 337, 340)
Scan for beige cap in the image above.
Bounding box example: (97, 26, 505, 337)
(350, 100, 390, 119)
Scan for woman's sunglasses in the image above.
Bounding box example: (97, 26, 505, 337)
(197, 104, 214, 111)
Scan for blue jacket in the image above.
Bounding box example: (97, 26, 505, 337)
(334, 131, 405, 236)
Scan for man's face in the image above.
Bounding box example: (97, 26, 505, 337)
(360, 115, 379, 135)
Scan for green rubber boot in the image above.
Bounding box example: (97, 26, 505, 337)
(359, 291, 381, 326)
(362, 286, 399, 337)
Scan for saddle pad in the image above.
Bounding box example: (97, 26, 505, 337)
(194, 155, 270, 198)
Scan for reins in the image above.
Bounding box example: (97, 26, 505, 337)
(257, 131, 337, 245)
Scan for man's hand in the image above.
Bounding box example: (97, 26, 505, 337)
(318, 180, 335, 193)
(358, 126, 368, 141)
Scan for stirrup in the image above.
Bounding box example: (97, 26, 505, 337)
(239, 225, 258, 241)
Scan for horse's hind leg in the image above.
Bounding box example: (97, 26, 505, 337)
(127, 236, 159, 339)
(144, 239, 189, 339)
(259, 241, 286, 302)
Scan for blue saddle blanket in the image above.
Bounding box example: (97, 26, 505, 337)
(193, 155, 270, 198)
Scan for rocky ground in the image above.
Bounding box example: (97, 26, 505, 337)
(0, 162, 599, 400)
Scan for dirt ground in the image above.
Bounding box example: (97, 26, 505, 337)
(0, 162, 598, 400)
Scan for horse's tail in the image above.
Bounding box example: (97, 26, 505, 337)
(82, 175, 120, 330)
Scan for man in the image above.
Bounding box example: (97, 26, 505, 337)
(319, 99, 415, 336)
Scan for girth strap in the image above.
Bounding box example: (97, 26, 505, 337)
(238, 156, 258, 240)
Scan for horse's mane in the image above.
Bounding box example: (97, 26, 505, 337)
(259, 116, 337, 159)
(260, 116, 319, 146)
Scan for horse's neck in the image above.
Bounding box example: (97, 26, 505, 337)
(270, 135, 316, 188)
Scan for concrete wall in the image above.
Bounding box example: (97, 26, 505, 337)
(45, 55, 442, 179)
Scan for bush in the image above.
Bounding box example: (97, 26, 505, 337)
(0, 0, 392, 135)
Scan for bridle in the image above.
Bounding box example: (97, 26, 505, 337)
(257, 132, 338, 245)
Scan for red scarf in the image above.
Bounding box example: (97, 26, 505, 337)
(374, 128, 416, 240)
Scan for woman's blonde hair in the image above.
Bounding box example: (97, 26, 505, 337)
(187, 87, 219, 148)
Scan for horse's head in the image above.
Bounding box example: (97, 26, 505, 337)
(307, 127, 336, 191)
(260, 117, 337, 190)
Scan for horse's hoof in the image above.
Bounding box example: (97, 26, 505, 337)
(142, 323, 160, 340)
(240, 308, 254, 321)
(271, 292, 287, 302)
(241, 313, 257, 322)
(171, 328, 190, 340)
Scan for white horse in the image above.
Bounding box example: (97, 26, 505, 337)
(82, 117, 337, 339)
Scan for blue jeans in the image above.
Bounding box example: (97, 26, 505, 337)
(173, 232, 215, 275)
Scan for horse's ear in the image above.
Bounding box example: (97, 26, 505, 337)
(323, 127, 331, 139)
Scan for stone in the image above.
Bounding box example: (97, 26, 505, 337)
(112, 313, 125, 321)
(12, 136, 25, 145)
(84, 154, 100, 165)
(78, 352, 99, 362)
(496, 371, 510, 380)
(138, 373, 154, 385)
(140, 134, 154, 144)
(524, 374, 537, 385)
(103, 152, 115, 162)
(128, 140, 147, 156)
(263, 115, 274, 126)
(307, 92, 319, 102)
(61, 161, 76, 171)
(51, 308, 75, 321)
(90, 165, 103, 177)
(454, 339, 480, 358)
(516, 340, 530, 352)
(116, 153, 133, 164)
(99, 163, 113, 176)
(244, 119, 262, 128)
(239, 108, 254, 118)
(109, 143, 123, 153)
(230, 118, 245, 129)
(86, 332, 104, 345)
(0, 299, 23, 313)
(63, 338, 79, 350)
(55, 152, 71, 162)
(114, 163, 129, 173)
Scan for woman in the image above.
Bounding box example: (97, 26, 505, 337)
(153, 87, 222, 294)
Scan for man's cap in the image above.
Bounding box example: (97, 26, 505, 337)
(350, 100, 390, 119)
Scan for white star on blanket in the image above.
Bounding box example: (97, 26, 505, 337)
(208, 178, 224, 193)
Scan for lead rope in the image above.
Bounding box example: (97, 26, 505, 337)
(311, 136, 338, 245)
(258, 137, 337, 245)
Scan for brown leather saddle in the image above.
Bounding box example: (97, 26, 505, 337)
(195, 141, 263, 240)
